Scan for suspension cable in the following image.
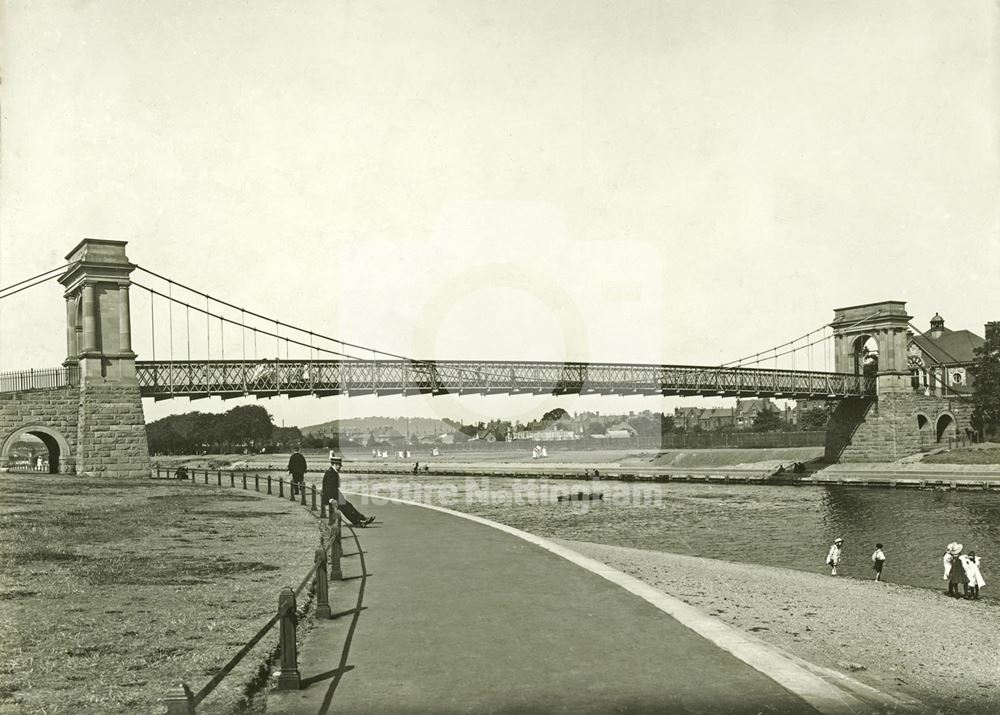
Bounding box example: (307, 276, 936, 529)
(133, 282, 366, 361)
(132, 263, 435, 366)
(0, 272, 62, 300)
(150, 290, 156, 361)
(722, 309, 885, 369)
(0, 263, 74, 298)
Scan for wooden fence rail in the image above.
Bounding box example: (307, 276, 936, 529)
(154, 465, 345, 714)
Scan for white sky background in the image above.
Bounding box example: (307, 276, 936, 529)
(1, 1, 998, 429)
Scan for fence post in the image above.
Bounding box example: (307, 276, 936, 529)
(255, 475, 260, 492)
(310, 485, 317, 511)
(267, 475, 272, 495)
(217, 469, 222, 486)
(242, 474, 247, 490)
(279, 478, 284, 498)
(163, 683, 196, 714)
(329, 504, 344, 581)
(204, 470, 208, 485)
(230, 472, 235, 487)
(314, 548, 331, 619)
(277, 587, 300, 690)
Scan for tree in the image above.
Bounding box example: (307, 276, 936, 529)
(862, 345, 879, 378)
(752, 409, 784, 432)
(628, 415, 660, 438)
(541, 408, 569, 423)
(971, 321, 1000, 441)
(222, 405, 273, 451)
(798, 406, 831, 431)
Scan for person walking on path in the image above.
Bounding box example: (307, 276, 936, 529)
(944, 543, 966, 598)
(826, 537, 844, 576)
(960, 551, 985, 600)
(871, 543, 886, 582)
(287, 450, 307, 497)
(321, 452, 376, 528)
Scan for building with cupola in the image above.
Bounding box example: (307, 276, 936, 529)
(907, 313, 984, 396)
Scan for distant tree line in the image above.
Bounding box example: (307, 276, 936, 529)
(147, 405, 305, 454)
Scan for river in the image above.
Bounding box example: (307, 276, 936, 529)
(346, 474, 1000, 593)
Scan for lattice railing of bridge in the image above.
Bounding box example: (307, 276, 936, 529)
(134, 359, 874, 400)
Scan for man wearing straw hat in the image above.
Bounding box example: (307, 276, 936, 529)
(322, 451, 376, 527)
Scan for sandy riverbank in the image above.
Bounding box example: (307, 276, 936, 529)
(556, 540, 1000, 714)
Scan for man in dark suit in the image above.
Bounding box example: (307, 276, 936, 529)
(321, 452, 375, 527)
(287, 450, 307, 496)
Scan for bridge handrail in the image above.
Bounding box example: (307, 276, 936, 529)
(157, 465, 344, 713)
(134, 359, 876, 398)
(0, 366, 79, 394)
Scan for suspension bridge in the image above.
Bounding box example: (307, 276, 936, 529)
(0, 239, 972, 476)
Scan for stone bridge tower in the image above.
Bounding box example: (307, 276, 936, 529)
(58, 239, 150, 477)
(825, 300, 971, 462)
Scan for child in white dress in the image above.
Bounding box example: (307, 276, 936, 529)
(961, 551, 985, 600)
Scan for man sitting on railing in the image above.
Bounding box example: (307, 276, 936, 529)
(322, 452, 376, 527)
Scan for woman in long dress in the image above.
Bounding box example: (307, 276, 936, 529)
(944, 542, 966, 598)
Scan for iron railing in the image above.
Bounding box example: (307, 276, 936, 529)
(0, 366, 78, 394)
(135, 359, 875, 400)
(155, 466, 360, 713)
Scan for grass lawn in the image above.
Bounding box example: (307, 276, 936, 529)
(0, 473, 321, 714)
(922, 443, 1000, 465)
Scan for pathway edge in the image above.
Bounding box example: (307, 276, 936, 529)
(345, 490, 923, 715)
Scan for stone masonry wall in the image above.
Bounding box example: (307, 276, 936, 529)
(76, 382, 151, 478)
(826, 392, 973, 463)
(0, 386, 80, 472)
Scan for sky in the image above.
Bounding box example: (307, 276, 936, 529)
(1, 0, 997, 429)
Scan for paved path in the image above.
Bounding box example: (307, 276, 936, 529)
(266, 499, 879, 714)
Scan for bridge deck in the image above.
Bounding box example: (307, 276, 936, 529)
(133, 359, 874, 400)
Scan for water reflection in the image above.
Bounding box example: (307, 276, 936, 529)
(351, 474, 1000, 593)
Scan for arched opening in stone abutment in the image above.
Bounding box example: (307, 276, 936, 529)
(852, 335, 879, 378)
(917, 413, 931, 448)
(936, 413, 956, 444)
(1, 427, 71, 474)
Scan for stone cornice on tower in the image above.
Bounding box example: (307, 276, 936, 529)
(58, 239, 134, 296)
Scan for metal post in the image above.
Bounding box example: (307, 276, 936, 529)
(314, 548, 331, 619)
(230, 472, 235, 487)
(157, 466, 161, 479)
(163, 683, 196, 714)
(329, 504, 344, 581)
(217, 469, 222, 486)
(203, 470, 208, 485)
(277, 587, 300, 690)
(242, 474, 247, 490)
(310, 485, 317, 511)
(279, 478, 284, 498)
(255, 475, 260, 492)
(267, 475, 272, 495)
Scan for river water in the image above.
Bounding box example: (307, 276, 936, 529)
(347, 474, 1000, 594)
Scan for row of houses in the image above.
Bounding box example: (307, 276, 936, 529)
(672, 398, 791, 432)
